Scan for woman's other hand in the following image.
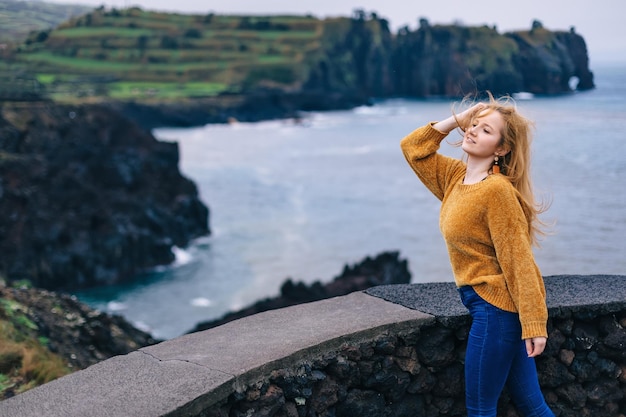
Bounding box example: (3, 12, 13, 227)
(525, 337, 547, 357)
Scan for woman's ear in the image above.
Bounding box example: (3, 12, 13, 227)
(497, 146, 511, 156)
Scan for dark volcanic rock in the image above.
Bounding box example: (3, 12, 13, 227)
(188, 251, 411, 333)
(0, 103, 209, 290)
(507, 26, 594, 94)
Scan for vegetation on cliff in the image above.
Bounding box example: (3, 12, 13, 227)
(0, 278, 157, 400)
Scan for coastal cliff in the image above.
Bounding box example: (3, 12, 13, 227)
(304, 17, 594, 98)
(386, 20, 594, 97)
(0, 103, 209, 290)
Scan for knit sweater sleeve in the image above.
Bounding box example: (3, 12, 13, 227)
(400, 123, 465, 201)
(487, 181, 548, 339)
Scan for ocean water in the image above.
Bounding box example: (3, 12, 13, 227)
(76, 63, 626, 340)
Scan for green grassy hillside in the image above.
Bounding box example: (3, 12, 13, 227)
(3, 6, 337, 101)
(1, 6, 592, 104)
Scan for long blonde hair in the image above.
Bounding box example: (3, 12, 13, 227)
(455, 93, 550, 246)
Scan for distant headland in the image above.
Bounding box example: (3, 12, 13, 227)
(1, 6, 594, 128)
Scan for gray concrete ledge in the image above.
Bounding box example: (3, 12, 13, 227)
(366, 275, 626, 317)
(0, 291, 433, 417)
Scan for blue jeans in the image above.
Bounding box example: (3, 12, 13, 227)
(458, 286, 555, 417)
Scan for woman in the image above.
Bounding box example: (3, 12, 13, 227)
(400, 96, 554, 417)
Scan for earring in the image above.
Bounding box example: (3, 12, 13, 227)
(493, 155, 500, 174)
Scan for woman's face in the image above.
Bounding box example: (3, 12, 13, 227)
(462, 110, 506, 159)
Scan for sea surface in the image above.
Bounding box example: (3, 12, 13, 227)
(76, 63, 626, 340)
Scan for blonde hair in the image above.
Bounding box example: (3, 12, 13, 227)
(454, 93, 550, 246)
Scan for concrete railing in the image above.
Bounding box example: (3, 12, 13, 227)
(1, 275, 625, 417)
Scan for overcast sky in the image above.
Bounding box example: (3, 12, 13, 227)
(42, 0, 626, 63)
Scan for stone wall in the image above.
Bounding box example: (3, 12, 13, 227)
(202, 300, 626, 417)
(1, 275, 624, 417)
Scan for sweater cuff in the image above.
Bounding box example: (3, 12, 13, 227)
(521, 321, 548, 340)
(429, 121, 448, 135)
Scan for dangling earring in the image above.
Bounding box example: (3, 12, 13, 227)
(493, 155, 500, 174)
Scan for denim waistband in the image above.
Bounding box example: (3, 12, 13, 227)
(457, 285, 476, 303)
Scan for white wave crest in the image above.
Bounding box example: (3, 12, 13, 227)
(190, 297, 213, 307)
(107, 301, 127, 312)
(172, 246, 193, 266)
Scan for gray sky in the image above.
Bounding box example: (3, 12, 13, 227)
(43, 0, 625, 63)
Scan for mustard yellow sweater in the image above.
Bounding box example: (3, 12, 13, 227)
(401, 123, 548, 339)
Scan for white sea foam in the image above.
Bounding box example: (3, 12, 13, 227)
(133, 321, 152, 334)
(107, 301, 127, 312)
(190, 297, 213, 307)
(172, 246, 193, 266)
(513, 92, 534, 100)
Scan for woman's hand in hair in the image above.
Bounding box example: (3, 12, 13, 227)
(457, 102, 487, 130)
(434, 102, 487, 133)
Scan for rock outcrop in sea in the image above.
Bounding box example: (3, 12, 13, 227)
(189, 251, 411, 333)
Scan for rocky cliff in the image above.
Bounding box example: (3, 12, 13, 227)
(305, 17, 594, 99)
(0, 103, 209, 290)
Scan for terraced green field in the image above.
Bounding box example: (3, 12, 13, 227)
(4, 7, 330, 101)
